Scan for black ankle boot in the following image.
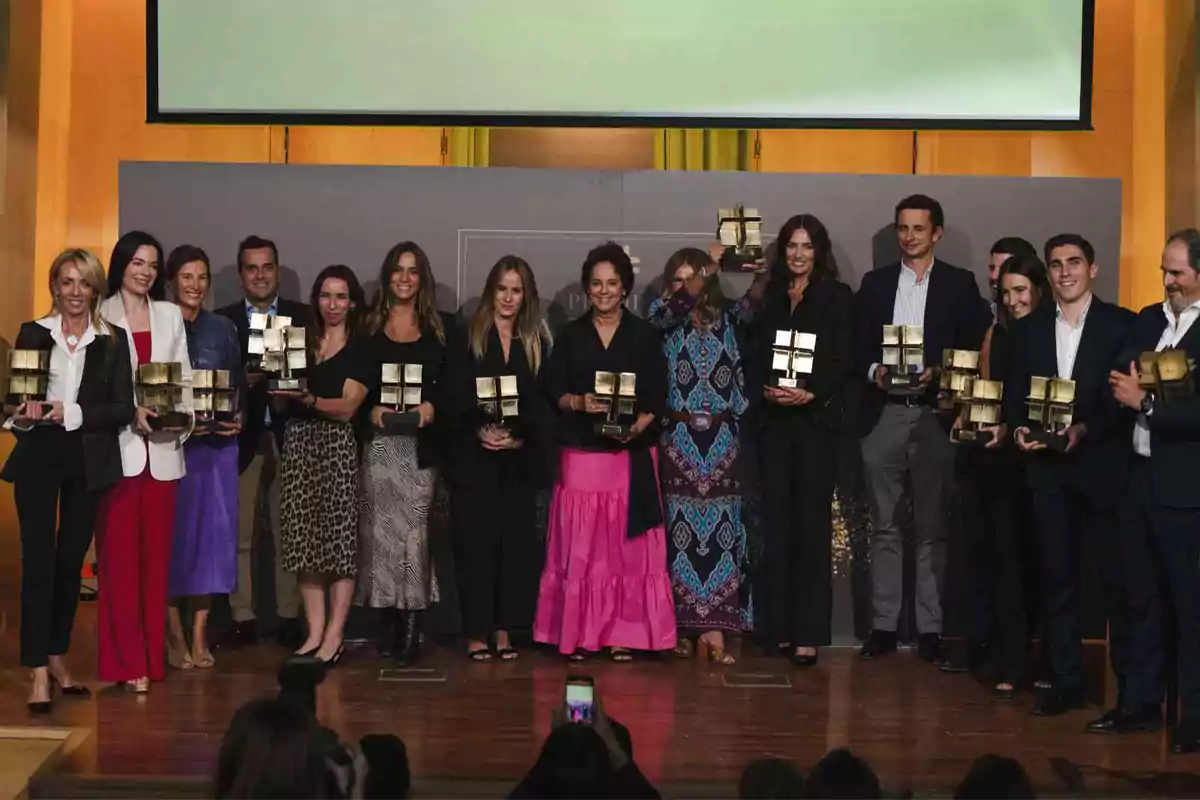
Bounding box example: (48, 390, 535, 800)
(376, 609, 397, 658)
(395, 611, 422, 667)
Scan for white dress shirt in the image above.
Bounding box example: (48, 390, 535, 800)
(1054, 295, 1092, 380)
(869, 259, 934, 381)
(1133, 298, 1200, 457)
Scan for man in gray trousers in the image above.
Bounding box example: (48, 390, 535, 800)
(853, 195, 992, 663)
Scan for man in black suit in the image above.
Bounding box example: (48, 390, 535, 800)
(855, 195, 991, 663)
(1006, 233, 1135, 718)
(1107, 230, 1200, 751)
(214, 236, 310, 649)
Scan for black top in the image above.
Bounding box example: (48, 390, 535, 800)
(358, 322, 450, 469)
(305, 338, 373, 406)
(1003, 297, 1136, 506)
(1, 320, 135, 491)
(544, 309, 667, 452)
(747, 277, 855, 432)
(443, 324, 552, 487)
(215, 296, 311, 473)
(544, 309, 667, 538)
(854, 260, 992, 435)
(1117, 302, 1200, 509)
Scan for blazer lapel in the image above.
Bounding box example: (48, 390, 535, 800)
(922, 260, 947, 331)
(881, 264, 901, 325)
(1070, 300, 1104, 383)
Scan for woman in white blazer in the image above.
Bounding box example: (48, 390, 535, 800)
(97, 231, 192, 694)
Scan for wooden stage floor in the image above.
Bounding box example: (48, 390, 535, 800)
(0, 605, 1196, 797)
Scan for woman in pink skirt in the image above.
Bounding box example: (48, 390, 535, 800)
(534, 242, 676, 661)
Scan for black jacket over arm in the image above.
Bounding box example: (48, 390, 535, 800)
(1003, 298, 1136, 506)
(1118, 303, 1200, 508)
(853, 260, 992, 435)
(1, 321, 135, 491)
(215, 298, 310, 473)
(746, 277, 855, 432)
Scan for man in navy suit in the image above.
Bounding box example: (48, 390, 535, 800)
(855, 195, 992, 663)
(1006, 234, 1135, 718)
(214, 236, 310, 650)
(1108, 230, 1200, 751)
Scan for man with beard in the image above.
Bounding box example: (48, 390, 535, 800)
(1107, 230, 1200, 751)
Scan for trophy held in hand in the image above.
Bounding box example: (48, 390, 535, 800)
(881, 325, 925, 392)
(250, 313, 307, 392)
(1025, 376, 1076, 452)
(193, 369, 237, 433)
(1138, 349, 1195, 405)
(716, 204, 764, 271)
(1, 341, 52, 425)
(954, 379, 1004, 446)
(770, 330, 816, 389)
(476, 374, 520, 436)
(593, 370, 637, 438)
(136, 362, 191, 430)
(380, 363, 424, 435)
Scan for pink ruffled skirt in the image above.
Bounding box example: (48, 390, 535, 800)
(533, 448, 677, 654)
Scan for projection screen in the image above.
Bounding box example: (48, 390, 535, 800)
(148, 0, 1095, 130)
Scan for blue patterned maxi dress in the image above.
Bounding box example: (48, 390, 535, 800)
(649, 293, 751, 632)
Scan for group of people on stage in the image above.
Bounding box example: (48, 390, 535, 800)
(5, 194, 1200, 754)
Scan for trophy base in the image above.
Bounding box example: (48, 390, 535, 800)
(769, 375, 806, 390)
(381, 411, 421, 436)
(269, 377, 307, 392)
(596, 420, 633, 438)
(951, 428, 994, 447)
(1026, 429, 1069, 452)
(148, 411, 191, 431)
(718, 247, 764, 272)
(193, 412, 237, 434)
(883, 372, 924, 392)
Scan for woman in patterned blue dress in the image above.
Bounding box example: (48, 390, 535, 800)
(649, 247, 750, 664)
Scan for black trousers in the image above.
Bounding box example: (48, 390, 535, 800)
(449, 450, 539, 641)
(1123, 456, 1200, 720)
(13, 430, 105, 668)
(760, 422, 837, 647)
(957, 450, 1029, 683)
(1029, 471, 1126, 697)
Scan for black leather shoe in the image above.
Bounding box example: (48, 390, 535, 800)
(213, 620, 258, 651)
(917, 633, 944, 664)
(858, 630, 897, 660)
(1085, 706, 1162, 734)
(1032, 686, 1085, 717)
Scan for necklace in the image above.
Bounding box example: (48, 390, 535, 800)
(66, 333, 79, 347)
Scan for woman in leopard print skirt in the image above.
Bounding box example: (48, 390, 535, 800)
(355, 242, 451, 667)
(273, 265, 370, 667)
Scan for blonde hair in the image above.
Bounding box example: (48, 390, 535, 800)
(48, 248, 114, 337)
(369, 242, 445, 344)
(469, 256, 551, 375)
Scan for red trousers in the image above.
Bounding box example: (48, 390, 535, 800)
(96, 469, 178, 682)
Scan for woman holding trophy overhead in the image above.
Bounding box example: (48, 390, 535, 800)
(273, 265, 371, 667)
(445, 255, 552, 662)
(98, 230, 193, 694)
(355, 243, 450, 668)
(164, 245, 245, 671)
(534, 242, 675, 662)
(2, 248, 135, 712)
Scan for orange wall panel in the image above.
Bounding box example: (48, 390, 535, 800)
(759, 130, 914, 174)
(286, 127, 443, 166)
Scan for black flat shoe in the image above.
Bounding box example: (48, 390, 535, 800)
(1085, 706, 1162, 734)
(468, 647, 494, 662)
(496, 647, 519, 661)
(992, 684, 1017, 701)
(1032, 687, 1085, 717)
(792, 652, 819, 668)
(51, 678, 91, 698)
(859, 630, 897, 660)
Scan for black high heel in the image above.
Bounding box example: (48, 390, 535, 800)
(320, 643, 345, 669)
(28, 674, 52, 714)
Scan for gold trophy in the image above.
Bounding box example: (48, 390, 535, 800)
(953, 379, 1004, 445)
(937, 349, 981, 413)
(1025, 376, 1076, 452)
(193, 369, 237, 433)
(593, 370, 637, 437)
(380, 363, 424, 434)
(770, 330, 816, 389)
(476, 374, 520, 434)
(881, 325, 925, 391)
(136, 362, 191, 430)
(249, 313, 307, 392)
(1, 341, 52, 424)
(716, 204, 764, 271)
(1138, 349, 1195, 405)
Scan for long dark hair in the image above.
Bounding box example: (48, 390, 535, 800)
(106, 230, 166, 300)
(213, 698, 335, 799)
(309, 265, 366, 342)
(369, 242, 445, 343)
(997, 253, 1052, 327)
(660, 247, 727, 330)
(768, 214, 839, 295)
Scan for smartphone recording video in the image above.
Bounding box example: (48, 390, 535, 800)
(565, 676, 595, 724)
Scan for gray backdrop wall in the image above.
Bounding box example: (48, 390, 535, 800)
(118, 162, 1123, 645)
(120, 163, 1122, 323)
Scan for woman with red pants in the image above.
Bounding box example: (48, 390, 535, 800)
(98, 230, 192, 693)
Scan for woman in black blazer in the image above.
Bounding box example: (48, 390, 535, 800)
(744, 214, 854, 667)
(2, 248, 135, 712)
